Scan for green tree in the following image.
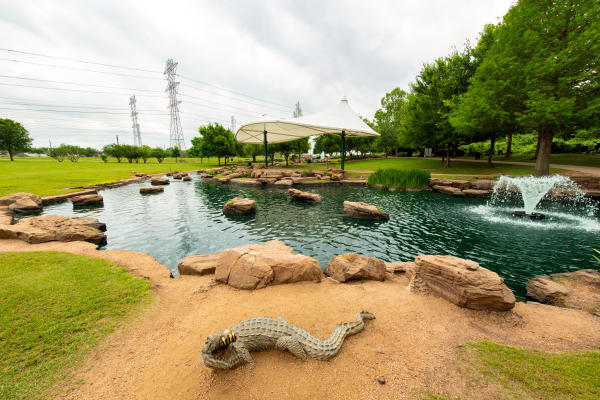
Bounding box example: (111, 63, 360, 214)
(103, 144, 124, 163)
(121, 145, 140, 163)
(293, 101, 303, 118)
(151, 147, 166, 163)
(245, 144, 262, 163)
(48, 146, 67, 162)
(0, 119, 32, 161)
(139, 145, 152, 163)
(373, 88, 407, 157)
(313, 134, 341, 156)
(195, 123, 235, 166)
(170, 147, 181, 163)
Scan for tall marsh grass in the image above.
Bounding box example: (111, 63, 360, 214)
(368, 168, 431, 189)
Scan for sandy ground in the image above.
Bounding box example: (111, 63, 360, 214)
(2, 239, 600, 400)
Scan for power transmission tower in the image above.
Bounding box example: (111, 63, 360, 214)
(164, 59, 185, 150)
(129, 95, 142, 146)
(230, 115, 236, 133)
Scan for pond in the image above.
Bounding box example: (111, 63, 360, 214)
(41, 177, 600, 297)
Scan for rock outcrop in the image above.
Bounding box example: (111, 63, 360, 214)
(408, 255, 515, 311)
(342, 201, 389, 221)
(0, 206, 13, 225)
(288, 188, 322, 203)
(0, 192, 43, 213)
(151, 177, 170, 185)
(71, 194, 104, 206)
(215, 240, 322, 289)
(429, 178, 495, 198)
(324, 254, 386, 282)
(526, 270, 600, 316)
(177, 252, 220, 276)
(0, 215, 107, 245)
(183, 175, 192, 181)
(222, 197, 257, 215)
(385, 261, 415, 274)
(140, 186, 164, 194)
(41, 190, 98, 205)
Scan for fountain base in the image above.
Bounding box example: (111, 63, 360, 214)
(513, 211, 546, 220)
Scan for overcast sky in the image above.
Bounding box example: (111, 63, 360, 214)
(0, 0, 515, 149)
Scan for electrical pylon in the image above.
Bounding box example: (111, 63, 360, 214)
(129, 95, 142, 146)
(230, 115, 236, 133)
(164, 59, 185, 150)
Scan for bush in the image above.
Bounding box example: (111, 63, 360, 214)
(368, 168, 431, 189)
(101, 154, 108, 163)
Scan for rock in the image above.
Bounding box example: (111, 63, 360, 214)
(472, 180, 496, 191)
(151, 177, 170, 185)
(262, 171, 284, 179)
(251, 170, 262, 178)
(0, 206, 14, 225)
(429, 178, 471, 190)
(71, 194, 103, 206)
(215, 240, 322, 289)
(409, 255, 515, 311)
(230, 178, 262, 186)
(253, 164, 267, 170)
(385, 261, 415, 274)
(526, 270, 600, 315)
(376, 377, 386, 385)
(432, 185, 464, 196)
(0, 192, 43, 213)
(135, 173, 148, 177)
(173, 173, 183, 179)
(183, 175, 192, 181)
(140, 186, 164, 194)
(0, 215, 107, 245)
(288, 188, 322, 203)
(340, 179, 367, 186)
(258, 177, 277, 185)
(331, 173, 343, 181)
(526, 276, 569, 306)
(324, 254, 386, 282)
(462, 189, 492, 198)
(274, 179, 293, 186)
(177, 252, 220, 275)
(342, 201, 389, 221)
(222, 197, 257, 215)
(41, 190, 98, 205)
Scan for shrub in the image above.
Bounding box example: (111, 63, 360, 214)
(368, 168, 431, 189)
(322, 171, 328, 177)
(101, 154, 108, 163)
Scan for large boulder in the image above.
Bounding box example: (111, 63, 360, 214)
(432, 185, 464, 196)
(342, 201, 389, 221)
(222, 197, 257, 215)
(288, 188, 322, 203)
(324, 254, 386, 282)
(215, 240, 322, 290)
(0, 206, 14, 225)
(71, 194, 103, 206)
(0, 215, 107, 245)
(151, 177, 170, 185)
(472, 180, 496, 191)
(0, 192, 43, 213)
(462, 189, 491, 198)
(409, 255, 515, 311)
(274, 179, 293, 186)
(177, 252, 220, 276)
(526, 270, 600, 316)
(140, 186, 164, 194)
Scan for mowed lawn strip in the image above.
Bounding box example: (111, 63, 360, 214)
(0, 251, 152, 400)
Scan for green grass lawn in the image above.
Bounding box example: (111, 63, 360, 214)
(0, 156, 227, 197)
(465, 341, 600, 399)
(502, 153, 600, 168)
(0, 251, 151, 400)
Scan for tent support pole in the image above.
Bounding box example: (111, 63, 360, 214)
(341, 130, 346, 170)
(263, 130, 268, 168)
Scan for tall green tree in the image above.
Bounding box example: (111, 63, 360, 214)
(103, 144, 124, 163)
(373, 88, 407, 157)
(195, 123, 235, 166)
(313, 134, 341, 156)
(0, 119, 32, 161)
(151, 147, 166, 163)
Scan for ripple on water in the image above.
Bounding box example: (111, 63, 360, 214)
(40, 180, 600, 297)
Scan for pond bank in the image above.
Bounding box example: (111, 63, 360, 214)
(1, 239, 599, 399)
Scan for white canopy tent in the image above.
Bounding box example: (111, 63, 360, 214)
(235, 97, 379, 169)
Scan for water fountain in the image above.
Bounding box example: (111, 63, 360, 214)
(491, 175, 596, 220)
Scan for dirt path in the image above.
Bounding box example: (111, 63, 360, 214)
(2, 240, 600, 399)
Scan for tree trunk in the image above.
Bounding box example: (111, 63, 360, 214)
(445, 148, 450, 168)
(284, 155, 289, 166)
(504, 133, 513, 158)
(9, 148, 14, 161)
(488, 135, 496, 167)
(534, 130, 553, 176)
(217, 157, 220, 166)
(252, 154, 256, 163)
(532, 131, 541, 160)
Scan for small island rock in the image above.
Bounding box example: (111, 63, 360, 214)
(342, 201, 389, 221)
(288, 188, 322, 203)
(222, 197, 257, 215)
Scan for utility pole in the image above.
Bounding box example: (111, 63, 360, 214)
(116, 135, 119, 144)
(164, 59, 185, 150)
(129, 95, 142, 146)
(230, 116, 236, 133)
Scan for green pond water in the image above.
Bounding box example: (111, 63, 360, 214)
(41, 178, 600, 297)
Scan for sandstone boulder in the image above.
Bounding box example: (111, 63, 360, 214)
(409, 255, 515, 311)
(432, 185, 464, 196)
(342, 201, 389, 221)
(222, 197, 257, 215)
(0, 192, 43, 213)
(526, 270, 600, 315)
(71, 194, 103, 206)
(462, 189, 491, 198)
(0, 206, 13, 225)
(385, 261, 415, 274)
(177, 252, 220, 275)
(230, 178, 262, 186)
(274, 179, 293, 186)
(472, 180, 496, 191)
(325, 254, 386, 282)
(182, 175, 192, 181)
(0, 215, 107, 245)
(215, 240, 322, 289)
(288, 188, 322, 203)
(429, 178, 471, 190)
(41, 190, 98, 205)
(151, 177, 170, 185)
(140, 186, 164, 194)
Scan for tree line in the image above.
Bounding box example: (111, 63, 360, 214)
(370, 0, 600, 175)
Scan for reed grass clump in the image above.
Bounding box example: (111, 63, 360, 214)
(368, 168, 430, 189)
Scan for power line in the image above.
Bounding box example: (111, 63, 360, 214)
(0, 106, 169, 115)
(0, 74, 163, 93)
(0, 48, 163, 74)
(0, 81, 165, 97)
